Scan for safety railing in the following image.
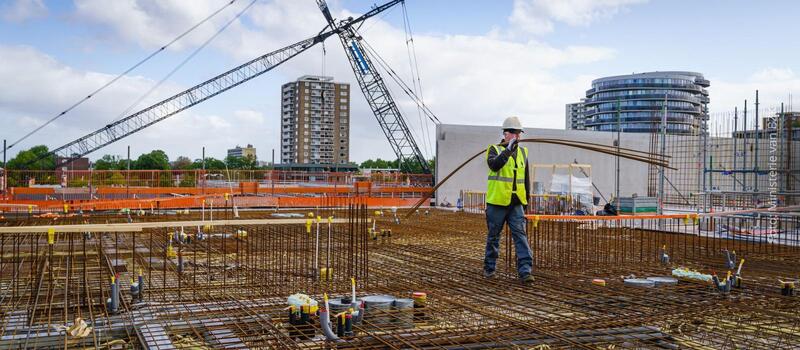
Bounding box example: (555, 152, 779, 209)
(526, 212, 800, 270)
(3, 170, 434, 189)
(460, 190, 587, 215)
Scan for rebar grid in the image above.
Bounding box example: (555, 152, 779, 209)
(1, 209, 799, 349)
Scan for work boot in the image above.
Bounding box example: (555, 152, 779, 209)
(483, 270, 495, 279)
(521, 274, 534, 284)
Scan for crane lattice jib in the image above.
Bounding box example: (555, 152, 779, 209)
(47, 37, 322, 165)
(318, 0, 429, 174)
(338, 29, 430, 174)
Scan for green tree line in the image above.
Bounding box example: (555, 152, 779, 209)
(1, 145, 434, 173)
(359, 157, 435, 173)
(1, 145, 260, 171)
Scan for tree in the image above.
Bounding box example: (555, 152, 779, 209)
(179, 172, 197, 187)
(171, 156, 192, 170)
(94, 155, 125, 170)
(68, 177, 88, 187)
(225, 155, 257, 170)
(171, 156, 193, 170)
(225, 156, 243, 169)
(158, 171, 173, 187)
(108, 172, 126, 186)
(359, 157, 434, 174)
(6, 145, 55, 170)
(402, 157, 435, 174)
(134, 150, 170, 170)
(360, 158, 397, 169)
(190, 157, 226, 170)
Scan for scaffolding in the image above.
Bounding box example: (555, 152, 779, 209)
(649, 91, 800, 210)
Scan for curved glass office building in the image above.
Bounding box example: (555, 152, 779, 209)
(582, 71, 710, 135)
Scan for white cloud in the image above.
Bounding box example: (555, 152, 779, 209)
(290, 11, 615, 158)
(707, 67, 800, 115)
(233, 110, 265, 124)
(1, 1, 622, 163)
(0, 44, 286, 163)
(5, 0, 786, 165)
(509, 0, 647, 35)
(0, 45, 178, 125)
(751, 68, 795, 82)
(1, 0, 47, 22)
(73, 0, 254, 51)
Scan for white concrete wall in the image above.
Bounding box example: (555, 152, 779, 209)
(435, 124, 653, 206)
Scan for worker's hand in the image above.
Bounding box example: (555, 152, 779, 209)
(505, 138, 517, 151)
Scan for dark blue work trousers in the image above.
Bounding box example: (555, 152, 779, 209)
(484, 203, 532, 278)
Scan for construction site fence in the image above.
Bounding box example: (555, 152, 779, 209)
(462, 189, 800, 215)
(1, 169, 434, 190)
(647, 104, 800, 210)
(522, 212, 799, 271)
(0, 194, 425, 215)
(4, 184, 431, 202)
(689, 191, 800, 212)
(460, 190, 590, 215)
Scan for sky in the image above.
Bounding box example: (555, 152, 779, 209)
(0, 0, 798, 164)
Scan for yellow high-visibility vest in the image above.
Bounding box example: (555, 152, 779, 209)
(486, 144, 527, 206)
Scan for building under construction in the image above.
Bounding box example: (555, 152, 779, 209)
(1, 116, 799, 348)
(1, 203, 799, 349)
(1, 0, 799, 348)
(1, 73, 798, 349)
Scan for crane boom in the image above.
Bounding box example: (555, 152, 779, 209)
(36, 1, 404, 167)
(48, 36, 323, 164)
(318, 0, 431, 173)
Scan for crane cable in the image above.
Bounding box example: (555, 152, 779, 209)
(358, 36, 439, 169)
(404, 138, 673, 218)
(356, 35, 441, 126)
(401, 1, 433, 161)
(2, 0, 241, 155)
(358, 37, 434, 172)
(320, 41, 326, 76)
(109, 0, 258, 124)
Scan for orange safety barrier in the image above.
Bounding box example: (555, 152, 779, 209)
(95, 187, 227, 195)
(9, 187, 56, 195)
(11, 185, 431, 196)
(273, 197, 420, 208)
(0, 179, 432, 213)
(1, 195, 426, 212)
(239, 182, 259, 194)
(0, 200, 54, 209)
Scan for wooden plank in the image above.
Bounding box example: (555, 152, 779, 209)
(0, 218, 348, 234)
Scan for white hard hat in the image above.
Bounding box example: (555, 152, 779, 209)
(502, 116, 524, 132)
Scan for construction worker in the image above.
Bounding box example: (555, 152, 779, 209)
(483, 116, 534, 283)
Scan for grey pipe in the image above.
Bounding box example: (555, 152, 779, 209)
(319, 309, 342, 342)
(724, 249, 735, 269)
(138, 274, 145, 298)
(110, 279, 120, 313)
